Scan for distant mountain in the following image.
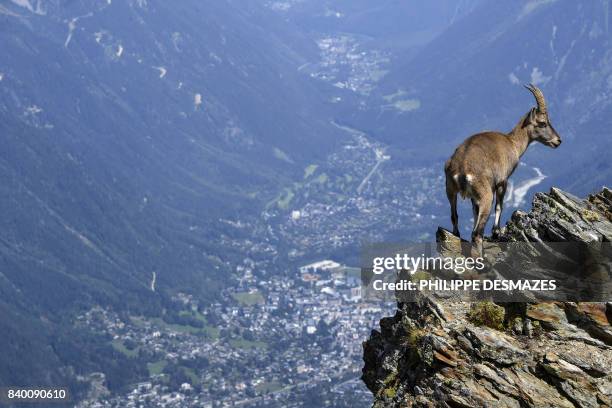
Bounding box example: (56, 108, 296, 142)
(267, 0, 478, 48)
(262, 0, 611, 203)
(0, 0, 342, 393)
(367, 0, 612, 195)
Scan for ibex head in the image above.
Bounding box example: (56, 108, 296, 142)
(522, 84, 561, 148)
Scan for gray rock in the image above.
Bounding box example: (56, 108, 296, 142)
(362, 188, 612, 407)
(523, 318, 533, 338)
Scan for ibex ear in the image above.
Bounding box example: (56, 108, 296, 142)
(522, 108, 536, 128)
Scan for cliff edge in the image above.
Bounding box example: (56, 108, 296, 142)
(362, 187, 612, 408)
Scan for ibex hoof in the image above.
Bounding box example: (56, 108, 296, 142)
(491, 228, 500, 240)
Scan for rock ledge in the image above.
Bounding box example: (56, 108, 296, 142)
(362, 188, 612, 408)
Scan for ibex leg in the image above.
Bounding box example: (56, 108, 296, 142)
(471, 198, 478, 231)
(471, 191, 493, 255)
(446, 179, 459, 237)
(492, 182, 507, 239)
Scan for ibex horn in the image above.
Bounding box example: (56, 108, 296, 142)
(524, 83, 547, 115)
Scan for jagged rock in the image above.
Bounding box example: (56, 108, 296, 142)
(526, 303, 568, 331)
(362, 188, 612, 407)
(501, 187, 612, 242)
(464, 326, 530, 365)
(565, 303, 612, 344)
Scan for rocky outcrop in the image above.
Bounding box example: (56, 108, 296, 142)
(362, 188, 612, 408)
(501, 187, 612, 243)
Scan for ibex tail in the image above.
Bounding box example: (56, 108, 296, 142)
(453, 174, 472, 199)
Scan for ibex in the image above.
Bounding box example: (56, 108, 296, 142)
(444, 84, 561, 252)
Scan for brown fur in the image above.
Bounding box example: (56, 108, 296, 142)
(445, 86, 561, 253)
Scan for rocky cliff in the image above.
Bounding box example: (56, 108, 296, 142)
(362, 187, 612, 408)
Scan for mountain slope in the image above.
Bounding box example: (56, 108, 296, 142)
(0, 0, 341, 393)
(349, 0, 612, 196)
